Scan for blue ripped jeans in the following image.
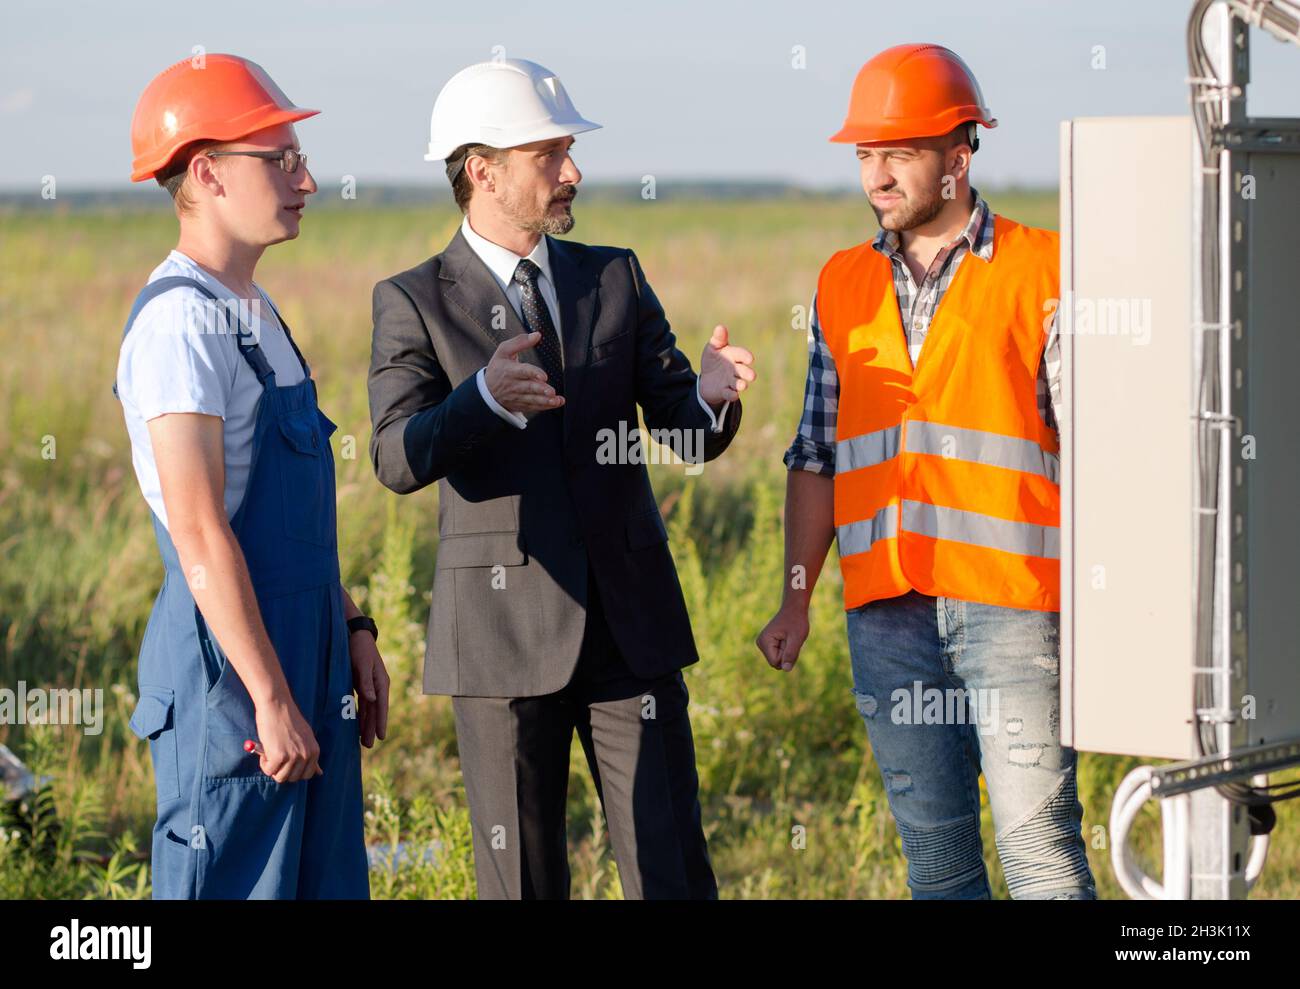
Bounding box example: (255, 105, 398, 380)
(847, 590, 1096, 900)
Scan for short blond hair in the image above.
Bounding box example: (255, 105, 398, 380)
(155, 139, 230, 215)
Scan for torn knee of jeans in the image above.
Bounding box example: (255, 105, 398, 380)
(853, 690, 878, 719)
(882, 768, 913, 794)
(1008, 742, 1046, 768)
(1005, 717, 1024, 736)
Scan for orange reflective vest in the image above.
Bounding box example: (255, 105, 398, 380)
(818, 214, 1060, 613)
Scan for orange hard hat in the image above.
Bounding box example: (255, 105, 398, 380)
(130, 54, 318, 182)
(829, 44, 996, 146)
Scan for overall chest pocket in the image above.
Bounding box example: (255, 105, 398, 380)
(277, 410, 335, 547)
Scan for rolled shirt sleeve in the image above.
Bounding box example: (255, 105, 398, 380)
(782, 291, 838, 477)
(1039, 309, 1062, 441)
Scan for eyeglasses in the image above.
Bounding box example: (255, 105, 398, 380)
(205, 148, 309, 174)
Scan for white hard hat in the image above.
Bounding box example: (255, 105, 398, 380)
(425, 58, 602, 162)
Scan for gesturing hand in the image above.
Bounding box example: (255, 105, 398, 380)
(484, 332, 565, 414)
(699, 324, 756, 408)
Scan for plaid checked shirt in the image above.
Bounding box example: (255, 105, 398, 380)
(783, 190, 1062, 476)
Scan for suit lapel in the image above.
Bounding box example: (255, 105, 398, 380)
(439, 228, 542, 375)
(438, 228, 600, 441)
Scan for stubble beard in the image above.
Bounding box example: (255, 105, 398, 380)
(871, 183, 946, 233)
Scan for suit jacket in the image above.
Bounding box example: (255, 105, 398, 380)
(367, 228, 742, 697)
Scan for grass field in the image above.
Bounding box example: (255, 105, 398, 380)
(2, 191, 1296, 898)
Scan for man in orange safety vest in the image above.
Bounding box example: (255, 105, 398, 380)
(757, 44, 1096, 900)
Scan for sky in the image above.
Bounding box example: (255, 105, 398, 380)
(2, 0, 1299, 193)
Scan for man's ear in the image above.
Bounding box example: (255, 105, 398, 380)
(947, 142, 972, 182)
(190, 153, 224, 199)
(465, 153, 498, 195)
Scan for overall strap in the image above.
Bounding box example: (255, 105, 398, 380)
(113, 275, 277, 399)
(254, 286, 312, 378)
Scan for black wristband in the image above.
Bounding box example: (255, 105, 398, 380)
(347, 615, 379, 643)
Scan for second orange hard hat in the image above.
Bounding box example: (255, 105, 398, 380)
(829, 44, 996, 146)
(130, 53, 318, 182)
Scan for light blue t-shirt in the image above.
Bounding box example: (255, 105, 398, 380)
(115, 251, 307, 531)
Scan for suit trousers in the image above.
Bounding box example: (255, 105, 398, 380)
(451, 564, 718, 900)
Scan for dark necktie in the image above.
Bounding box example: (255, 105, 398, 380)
(512, 258, 564, 397)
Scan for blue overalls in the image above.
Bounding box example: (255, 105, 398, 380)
(116, 276, 369, 899)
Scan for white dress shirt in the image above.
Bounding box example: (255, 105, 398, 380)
(462, 216, 728, 431)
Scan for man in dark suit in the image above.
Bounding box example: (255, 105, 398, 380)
(366, 58, 755, 899)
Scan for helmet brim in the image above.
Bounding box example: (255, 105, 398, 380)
(424, 116, 601, 162)
(131, 106, 320, 182)
(829, 110, 996, 145)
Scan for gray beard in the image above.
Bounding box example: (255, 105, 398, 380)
(501, 191, 576, 235)
(537, 208, 575, 235)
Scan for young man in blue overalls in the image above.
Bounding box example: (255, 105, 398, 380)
(115, 54, 388, 898)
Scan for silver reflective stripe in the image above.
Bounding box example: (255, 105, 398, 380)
(836, 424, 901, 473)
(836, 504, 898, 557)
(901, 500, 1060, 560)
(904, 421, 1060, 484)
(836, 421, 1059, 483)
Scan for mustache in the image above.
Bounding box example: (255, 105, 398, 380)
(551, 186, 577, 203)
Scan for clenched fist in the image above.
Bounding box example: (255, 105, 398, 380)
(756, 604, 810, 673)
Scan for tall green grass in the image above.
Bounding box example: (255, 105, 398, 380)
(1, 194, 1296, 898)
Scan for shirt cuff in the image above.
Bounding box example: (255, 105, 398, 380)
(696, 379, 729, 433)
(476, 367, 527, 429)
